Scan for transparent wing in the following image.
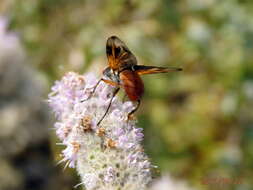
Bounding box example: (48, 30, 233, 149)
(133, 65, 182, 75)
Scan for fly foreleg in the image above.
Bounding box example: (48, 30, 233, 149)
(81, 78, 102, 102)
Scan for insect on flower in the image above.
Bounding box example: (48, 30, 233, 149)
(83, 36, 182, 126)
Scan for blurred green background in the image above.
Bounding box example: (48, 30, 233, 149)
(0, 0, 253, 190)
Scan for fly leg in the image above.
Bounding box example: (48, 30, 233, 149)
(81, 75, 120, 126)
(81, 78, 102, 102)
(97, 87, 120, 126)
(81, 78, 119, 102)
(127, 100, 141, 120)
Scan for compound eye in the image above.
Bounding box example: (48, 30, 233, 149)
(114, 46, 121, 57)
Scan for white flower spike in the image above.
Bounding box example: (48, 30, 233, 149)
(48, 72, 152, 190)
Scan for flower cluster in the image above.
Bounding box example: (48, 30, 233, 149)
(48, 72, 152, 190)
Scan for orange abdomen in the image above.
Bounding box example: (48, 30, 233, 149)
(120, 70, 144, 101)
